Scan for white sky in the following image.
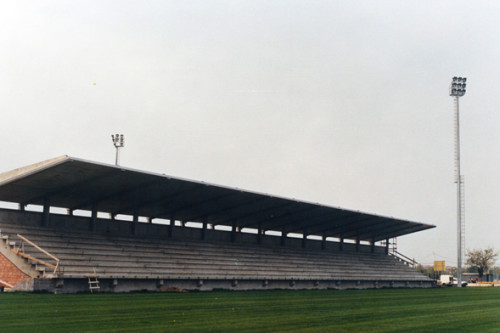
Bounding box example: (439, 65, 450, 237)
(1, 1, 499, 266)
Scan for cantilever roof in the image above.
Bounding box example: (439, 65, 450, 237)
(0, 156, 434, 242)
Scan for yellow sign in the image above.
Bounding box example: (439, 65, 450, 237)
(434, 260, 445, 271)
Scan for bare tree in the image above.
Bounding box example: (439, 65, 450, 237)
(465, 247, 499, 280)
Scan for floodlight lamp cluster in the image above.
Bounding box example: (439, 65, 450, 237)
(450, 77, 467, 97)
(112, 134, 124, 148)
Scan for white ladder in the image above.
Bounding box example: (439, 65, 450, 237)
(87, 268, 100, 293)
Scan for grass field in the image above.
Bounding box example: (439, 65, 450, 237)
(1, 288, 500, 332)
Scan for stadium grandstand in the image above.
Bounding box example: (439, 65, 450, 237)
(0, 156, 435, 293)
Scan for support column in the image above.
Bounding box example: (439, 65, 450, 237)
(371, 238, 375, 253)
(89, 203, 97, 232)
(355, 238, 360, 252)
(257, 223, 262, 244)
(42, 197, 50, 227)
(385, 238, 390, 255)
(339, 235, 344, 252)
(280, 228, 287, 247)
(230, 221, 236, 243)
(302, 230, 307, 248)
(321, 234, 327, 250)
(131, 210, 138, 235)
(201, 218, 207, 241)
(168, 216, 175, 238)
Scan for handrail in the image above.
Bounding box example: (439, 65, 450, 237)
(13, 234, 60, 275)
(390, 250, 417, 268)
(393, 250, 414, 262)
(0, 279, 14, 288)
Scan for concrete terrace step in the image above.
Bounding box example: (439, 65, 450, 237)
(0, 222, 386, 258)
(24, 249, 424, 280)
(0, 225, 402, 265)
(53, 261, 421, 281)
(21, 240, 420, 272)
(15, 235, 394, 263)
(58, 267, 419, 281)
(59, 269, 423, 281)
(21, 247, 412, 276)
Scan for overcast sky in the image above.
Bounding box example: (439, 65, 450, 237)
(1, 1, 499, 266)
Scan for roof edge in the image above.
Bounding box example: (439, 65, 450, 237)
(0, 155, 70, 186)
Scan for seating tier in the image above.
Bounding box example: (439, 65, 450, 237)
(0, 221, 431, 282)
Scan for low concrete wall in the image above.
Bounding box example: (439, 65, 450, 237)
(35, 277, 436, 294)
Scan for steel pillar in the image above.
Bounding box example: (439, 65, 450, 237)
(454, 96, 464, 287)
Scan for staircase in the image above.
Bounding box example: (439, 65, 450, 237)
(0, 230, 59, 278)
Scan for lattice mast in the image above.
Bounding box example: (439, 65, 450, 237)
(449, 77, 467, 287)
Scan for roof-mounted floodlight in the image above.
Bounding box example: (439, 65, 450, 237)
(112, 134, 124, 148)
(111, 134, 125, 166)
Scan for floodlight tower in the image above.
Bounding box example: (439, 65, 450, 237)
(449, 77, 466, 287)
(111, 134, 125, 166)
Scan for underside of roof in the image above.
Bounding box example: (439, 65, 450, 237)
(0, 156, 434, 242)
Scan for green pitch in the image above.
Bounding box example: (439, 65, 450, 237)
(1, 288, 499, 332)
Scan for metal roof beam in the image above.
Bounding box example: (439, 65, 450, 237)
(342, 220, 397, 240)
(277, 210, 354, 234)
(25, 169, 118, 207)
(241, 205, 317, 230)
(168, 192, 236, 219)
(180, 195, 267, 224)
(315, 216, 379, 240)
(347, 220, 401, 240)
(217, 200, 296, 228)
(301, 214, 371, 236)
(71, 179, 160, 212)
(372, 223, 433, 242)
(115, 182, 204, 217)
